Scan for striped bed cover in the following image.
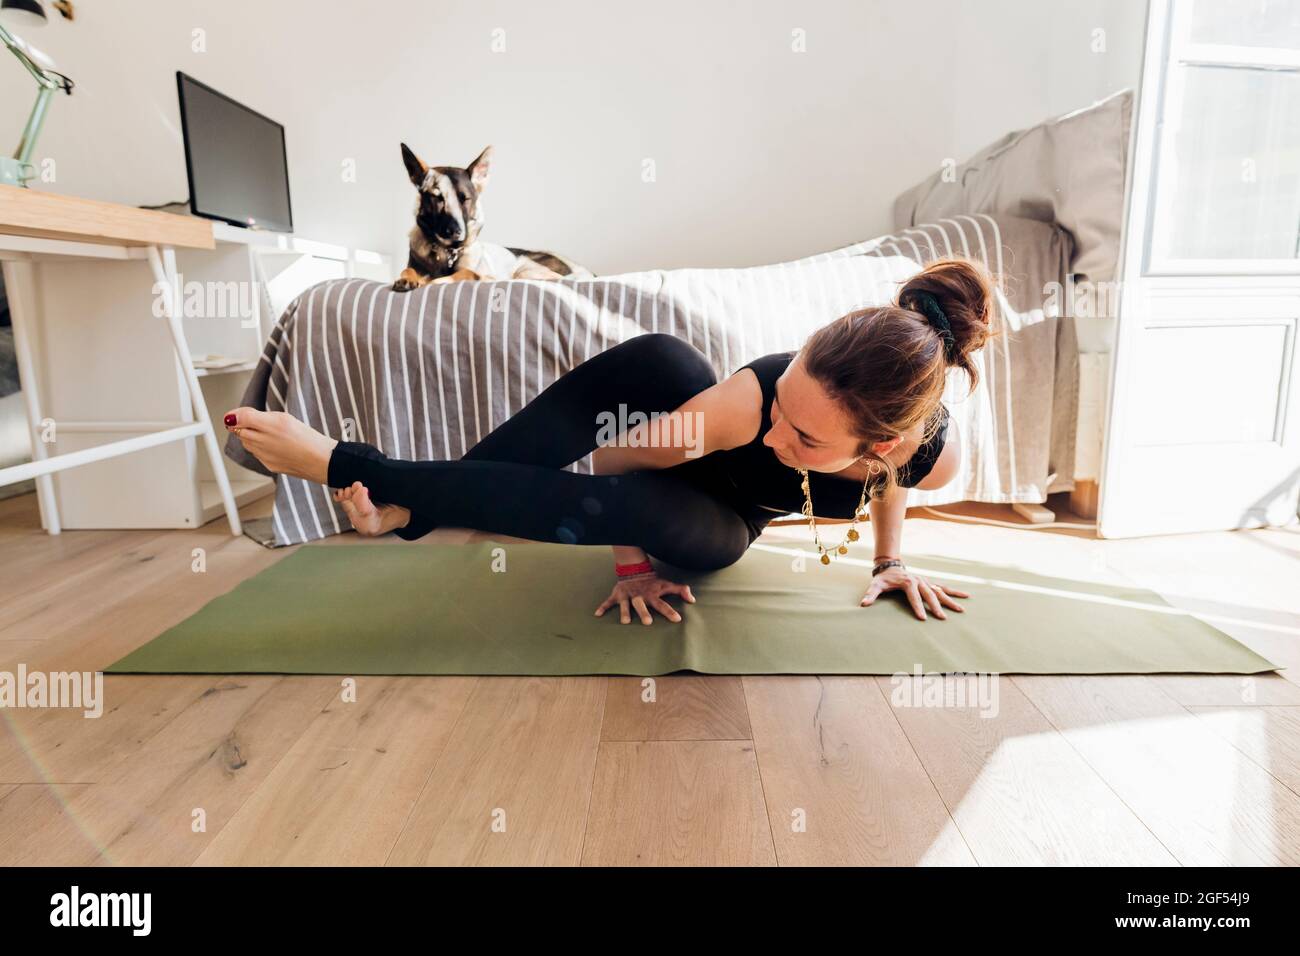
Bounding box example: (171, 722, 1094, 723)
(224, 213, 1076, 546)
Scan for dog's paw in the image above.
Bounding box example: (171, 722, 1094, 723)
(392, 267, 429, 293)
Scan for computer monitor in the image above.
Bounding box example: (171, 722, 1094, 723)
(176, 71, 293, 233)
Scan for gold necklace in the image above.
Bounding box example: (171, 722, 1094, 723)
(796, 462, 876, 565)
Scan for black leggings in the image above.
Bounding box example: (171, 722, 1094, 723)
(325, 333, 757, 572)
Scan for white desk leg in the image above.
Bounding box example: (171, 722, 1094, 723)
(1, 259, 61, 534)
(146, 245, 243, 536)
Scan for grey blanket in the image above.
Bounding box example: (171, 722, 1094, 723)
(226, 214, 1075, 546)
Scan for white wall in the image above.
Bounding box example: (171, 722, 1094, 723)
(0, 0, 1145, 274)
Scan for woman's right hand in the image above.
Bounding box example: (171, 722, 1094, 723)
(594, 573, 696, 625)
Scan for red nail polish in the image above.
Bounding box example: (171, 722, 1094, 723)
(224, 414, 237, 427)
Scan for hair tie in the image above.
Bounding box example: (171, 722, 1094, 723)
(908, 290, 958, 362)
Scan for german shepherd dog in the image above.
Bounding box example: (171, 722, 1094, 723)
(394, 143, 592, 291)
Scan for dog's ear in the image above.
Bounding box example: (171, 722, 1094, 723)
(467, 145, 493, 192)
(401, 143, 428, 188)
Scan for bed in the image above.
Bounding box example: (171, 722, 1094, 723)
(226, 212, 1078, 547)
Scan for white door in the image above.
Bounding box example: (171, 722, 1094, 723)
(1100, 0, 1300, 538)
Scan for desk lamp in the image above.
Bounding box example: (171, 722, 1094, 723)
(1, 0, 74, 187)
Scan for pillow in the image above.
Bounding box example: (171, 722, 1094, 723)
(892, 89, 1132, 284)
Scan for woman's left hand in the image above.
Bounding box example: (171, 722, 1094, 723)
(860, 565, 969, 621)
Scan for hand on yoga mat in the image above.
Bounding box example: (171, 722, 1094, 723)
(594, 573, 696, 626)
(860, 566, 969, 621)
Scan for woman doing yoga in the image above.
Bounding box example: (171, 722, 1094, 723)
(224, 256, 995, 626)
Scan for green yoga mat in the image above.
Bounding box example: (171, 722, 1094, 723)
(106, 540, 1279, 676)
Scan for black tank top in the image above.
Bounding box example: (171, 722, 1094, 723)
(697, 351, 950, 530)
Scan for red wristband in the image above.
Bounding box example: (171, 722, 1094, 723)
(615, 560, 654, 578)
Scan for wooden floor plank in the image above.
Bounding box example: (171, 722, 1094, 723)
(8, 531, 282, 673)
(1185, 705, 1300, 797)
(0, 677, 339, 865)
(601, 675, 750, 741)
(0, 784, 94, 863)
(386, 677, 606, 866)
(0, 675, 215, 785)
(743, 675, 975, 866)
(0, 527, 150, 609)
(581, 739, 776, 866)
(0, 641, 46, 669)
(194, 676, 476, 865)
(878, 674, 1175, 865)
(1150, 673, 1300, 707)
(1, 530, 191, 642)
(1015, 675, 1300, 865)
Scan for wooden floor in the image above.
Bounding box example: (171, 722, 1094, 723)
(1, 488, 1298, 866)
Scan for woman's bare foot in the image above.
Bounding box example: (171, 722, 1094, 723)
(222, 407, 338, 484)
(333, 481, 411, 536)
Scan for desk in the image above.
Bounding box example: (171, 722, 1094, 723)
(0, 184, 242, 535)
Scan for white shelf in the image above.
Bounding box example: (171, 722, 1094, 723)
(200, 477, 274, 524)
(194, 359, 260, 377)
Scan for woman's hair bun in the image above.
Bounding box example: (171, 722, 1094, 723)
(897, 256, 997, 383)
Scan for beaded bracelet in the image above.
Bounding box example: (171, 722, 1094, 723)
(615, 560, 654, 578)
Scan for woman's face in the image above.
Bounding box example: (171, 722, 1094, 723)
(763, 356, 903, 472)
